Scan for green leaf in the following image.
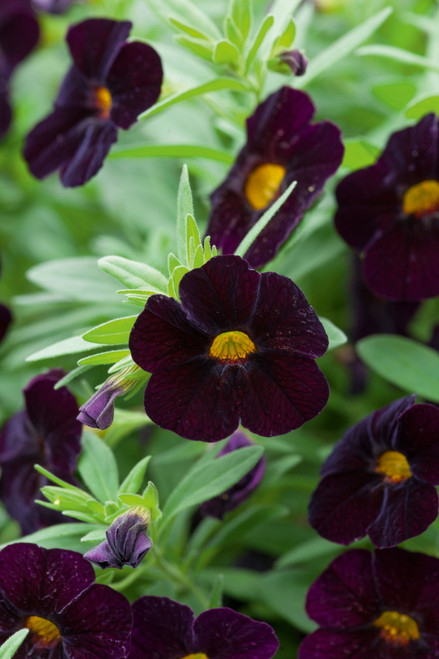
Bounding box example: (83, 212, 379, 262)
(231, 0, 252, 40)
(80, 527, 107, 543)
(161, 446, 264, 527)
(271, 18, 296, 53)
(168, 252, 181, 276)
(257, 569, 318, 633)
(153, 0, 221, 39)
(103, 408, 152, 450)
(118, 456, 152, 495)
(406, 95, 439, 119)
(26, 336, 102, 362)
(169, 17, 212, 40)
(356, 335, 439, 403)
(139, 78, 249, 122)
(177, 166, 194, 264)
(171, 265, 190, 300)
(297, 7, 393, 87)
(82, 316, 137, 345)
(78, 349, 130, 366)
(54, 365, 92, 389)
(1, 523, 91, 549)
(109, 143, 234, 164)
(78, 432, 119, 503)
(175, 35, 214, 60)
(0, 629, 29, 658)
(357, 44, 439, 74)
(98, 256, 168, 292)
(372, 81, 416, 111)
(276, 536, 339, 569)
(342, 140, 380, 169)
(186, 214, 202, 266)
(208, 575, 224, 608)
(245, 14, 274, 72)
(213, 40, 240, 66)
(206, 505, 288, 550)
(320, 317, 347, 352)
(224, 16, 243, 49)
(233, 180, 297, 258)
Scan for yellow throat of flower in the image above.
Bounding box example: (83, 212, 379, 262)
(402, 180, 439, 218)
(93, 86, 112, 119)
(25, 616, 61, 648)
(373, 610, 420, 646)
(181, 654, 209, 659)
(209, 330, 256, 364)
(375, 450, 411, 484)
(244, 163, 286, 210)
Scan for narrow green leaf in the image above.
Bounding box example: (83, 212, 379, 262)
(153, 0, 221, 39)
(231, 0, 252, 40)
(2, 523, 91, 549)
(186, 214, 202, 266)
(193, 244, 205, 268)
(213, 39, 240, 66)
(26, 336, 102, 362)
(98, 256, 168, 291)
(109, 143, 234, 164)
(245, 14, 274, 72)
(208, 575, 224, 608)
(175, 35, 214, 60)
(78, 432, 119, 503)
(203, 236, 212, 261)
(82, 316, 137, 345)
(276, 536, 339, 568)
(171, 265, 190, 300)
(406, 95, 439, 119)
(78, 349, 130, 366)
(0, 629, 29, 658)
(320, 317, 347, 352)
(224, 15, 243, 49)
(356, 335, 439, 402)
(118, 456, 152, 495)
(80, 527, 107, 543)
(297, 7, 393, 87)
(168, 252, 181, 276)
(169, 17, 212, 40)
(54, 365, 92, 389)
(177, 166, 194, 264)
(233, 180, 297, 258)
(34, 465, 83, 492)
(357, 44, 439, 74)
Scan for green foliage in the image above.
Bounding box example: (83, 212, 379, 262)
(0, 629, 29, 659)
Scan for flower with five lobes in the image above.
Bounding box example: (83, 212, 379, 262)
(128, 595, 279, 659)
(129, 255, 329, 442)
(299, 548, 439, 658)
(24, 17, 163, 187)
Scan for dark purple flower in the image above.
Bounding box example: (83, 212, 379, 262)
(299, 547, 439, 659)
(0, 303, 12, 343)
(128, 596, 279, 659)
(24, 18, 163, 187)
(308, 396, 439, 548)
(0, 542, 132, 657)
(32, 0, 73, 14)
(206, 86, 343, 269)
(0, 370, 82, 534)
(0, 0, 40, 138)
(78, 372, 131, 430)
(335, 113, 439, 301)
(201, 431, 266, 518)
(129, 255, 329, 442)
(84, 506, 152, 569)
(279, 49, 308, 76)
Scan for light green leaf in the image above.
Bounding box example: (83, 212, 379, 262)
(357, 44, 439, 74)
(54, 365, 92, 389)
(168, 252, 181, 275)
(276, 536, 339, 568)
(169, 17, 212, 40)
(213, 40, 240, 66)
(342, 140, 380, 170)
(224, 16, 243, 49)
(98, 256, 168, 292)
(177, 166, 194, 264)
(78, 349, 130, 366)
(78, 432, 119, 503)
(109, 143, 234, 164)
(231, 0, 252, 40)
(320, 317, 347, 351)
(208, 575, 224, 608)
(406, 95, 439, 119)
(171, 265, 190, 300)
(119, 456, 152, 495)
(26, 336, 102, 362)
(233, 180, 297, 258)
(356, 335, 439, 402)
(372, 81, 416, 111)
(0, 523, 90, 549)
(0, 629, 29, 658)
(80, 527, 107, 543)
(245, 15, 274, 72)
(153, 0, 221, 39)
(82, 316, 137, 345)
(271, 18, 296, 54)
(175, 35, 214, 60)
(297, 7, 393, 87)
(186, 214, 202, 266)
(103, 408, 152, 450)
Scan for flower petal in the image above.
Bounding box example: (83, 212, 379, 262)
(299, 629, 380, 659)
(0, 1, 40, 76)
(395, 403, 439, 483)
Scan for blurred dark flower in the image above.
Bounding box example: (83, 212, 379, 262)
(0, 542, 132, 657)
(279, 49, 308, 76)
(308, 396, 439, 547)
(129, 255, 329, 442)
(206, 86, 343, 268)
(0, 0, 40, 138)
(128, 596, 279, 659)
(299, 547, 439, 658)
(84, 506, 152, 569)
(335, 113, 439, 300)
(0, 303, 12, 343)
(32, 0, 74, 13)
(78, 366, 138, 430)
(201, 431, 266, 519)
(24, 18, 163, 187)
(0, 369, 82, 534)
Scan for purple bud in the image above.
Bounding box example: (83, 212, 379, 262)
(77, 367, 138, 430)
(279, 50, 308, 76)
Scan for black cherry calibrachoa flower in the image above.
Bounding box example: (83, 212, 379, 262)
(129, 255, 329, 442)
(299, 548, 439, 658)
(0, 0, 39, 139)
(0, 370, 82, 534)
(335, 113, 439, 300)
(308, 396, 439, 547)
(128, 596, 279, 659)
(0, 543, 132, 657)
(206, 86, 343, 268)
(201, 431, 266, 519)
(24, 17, 163, 187)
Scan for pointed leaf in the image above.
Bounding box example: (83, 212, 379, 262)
(0, 629, 29, 658)
(78, 432, 119, 503)
(177, 166, 194, 264)
(99, 256, 168, 292)
(118, 456, 152, 495)
(82, 316, 137, 345)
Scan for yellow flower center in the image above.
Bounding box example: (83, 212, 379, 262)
(373, 610, 420, 646)
(375, 450, 411, 484)
(93, 86, 112, 119)
(181, 655, 209, 659)
(244, 163, 286, 210)
(209, 331, 256, 363)
(25, 616, 61, 648)
(402, 180, 439, 218)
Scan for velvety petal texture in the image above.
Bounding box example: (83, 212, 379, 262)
(335, 113, 439, 300)
(206, 86, 344, 268)
(24, 17, 163, 187)
(129, 255, 329, 442)
(201, 431, 266, 518)
(299, 548, 439, 659)
(308, 396, 439, 547)
(129, 596, 279, 659)
(0, 543, 132, 657)
(0, 370, 82, 533)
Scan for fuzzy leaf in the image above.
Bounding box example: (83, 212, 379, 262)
(82, 316, 137, 345)
(99, 256, 168, 292)
(0, 630, 29, 658)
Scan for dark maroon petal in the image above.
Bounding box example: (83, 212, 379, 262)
(144, 360, 240, 442)
(129, 295, 208, 374)
(129, 596, 195, 659)
(0, 410, 35, 462)
(298, 628, 380, 659)
(179, 255, 260, 335)
(0, 1, 40, 76)
(194, 607, 279, 659)
(367, 479, 438, 547)
(207, 189, 251, 256)
(395, 403, 439, 483)
(66, 18, 131, 80)
(55, 65, 93, 110)
(237, 353, 329, 436)
(0, 544, 95, 615)
(319, 415, 377, 477)
(107, 41, 163, 129)
(362, 219, 439, 300)
(78, 379, 125, 430)
(251, 271, 328, 358)
(370, 395, 416, 444)
(32, 0, 73, 14)
(308, 471, 384, 545)
(0, 303, 11, 341)
(0, 92, 12, 139)
(306, 549, 380, 627)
